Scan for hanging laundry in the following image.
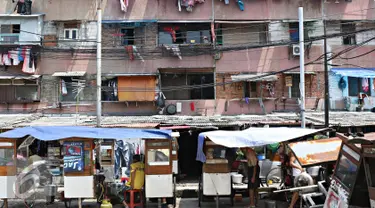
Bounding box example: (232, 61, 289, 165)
(0, 54, 3, 66)
(18, 47, 25, 62)
(211, 22, 216, 43)
(362, 78, 369, 92)
(22, 49, 35, 74)
(119, 0, 128, 12)
(126, 45, 134, 60)
(61, 80, 68, 95)
(164, 45, 182, 60)
(177, 0, 182, 12)
(9, 50, 20, 65)
(237, 0, 244, 11)
(2, 52, 11, 66)
(132, 46, 144, 62)
(224, 0, 229, 5)
(163, 27, 177, 42)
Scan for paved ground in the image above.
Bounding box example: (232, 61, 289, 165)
(3, 198, 289, 208)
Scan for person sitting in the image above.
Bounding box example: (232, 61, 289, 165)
(119, 154, 145, 208)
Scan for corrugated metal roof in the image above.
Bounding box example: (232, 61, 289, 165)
(288, 137, 342, 167)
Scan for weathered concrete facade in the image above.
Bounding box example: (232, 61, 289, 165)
(1, 0, 374, 115)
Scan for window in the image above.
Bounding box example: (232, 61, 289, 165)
(0, 24, 20, 43)
(160, 71, 215, 100)
(348, 77, 371, 97)
(147, 149, 170, 166)
(158, 23, 211, 45)
(335, 154, 358, 189)
(64, 29, 78, 39)
(0, 80, 39, 102)
(60, 77, 80, 102)
(243, 82, 257, 98)
(289, 22, 309, 42)
(120, 28, 134, 45)
(0, 149, 15, 166)
(291, 74, 300, 98)
(341, 21, 356, 45)
(220, 23, 268, 46)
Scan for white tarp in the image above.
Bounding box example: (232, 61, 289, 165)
(196, 127, 327, 162)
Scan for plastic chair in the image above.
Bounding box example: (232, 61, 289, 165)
(125, 189, 144, 208)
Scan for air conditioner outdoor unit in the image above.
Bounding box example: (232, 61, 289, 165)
(292, 44, 301, 56)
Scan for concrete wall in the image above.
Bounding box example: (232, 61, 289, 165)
(0, 16, 43, 45)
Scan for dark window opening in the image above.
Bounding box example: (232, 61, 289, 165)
(102, 78, 118, 101)
(289, 22, 309, 42)
(160, 72, 215, 100)
(291, 74, 300, 98)
(60, 77, 80, 102)
(0, 24, 20, 34)
(341, 21, 356, 45)
(120, 28, 135, 45)
(243, 81, 257, 98)
(158, 23, 211, 45)
(348, 77, 371, 97)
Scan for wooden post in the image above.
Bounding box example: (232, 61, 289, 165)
(78, 198, 82, 208)
(3, 199, 8, 208)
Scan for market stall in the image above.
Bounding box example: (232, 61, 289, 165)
(0, 126, 177, 208)
(0, 139, 17, 208)
(196, 127, 329, 208)
(324, 132, 375, 208)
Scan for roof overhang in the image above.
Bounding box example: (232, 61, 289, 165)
(215, 20, 270, 24)
(331, 68, 375, 78)
(52, 71, 86, 77)
(231, 73, 278, 82)
(284, 71, 316, 75)
(0, 14, 45, 18)
(0, 75, 40, 80)
(102, 73, 158, 77)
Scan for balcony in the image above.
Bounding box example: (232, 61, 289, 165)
(0, 34, 20, 44)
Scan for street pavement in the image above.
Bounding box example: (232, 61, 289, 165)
(4, 198, 289, 207)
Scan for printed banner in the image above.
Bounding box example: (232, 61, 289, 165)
(63, 141, 84, 172)
(64, 156, 84, 172)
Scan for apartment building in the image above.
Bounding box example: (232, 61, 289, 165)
(0, 0, 374, 115)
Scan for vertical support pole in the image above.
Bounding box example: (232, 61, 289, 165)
(298, 7, 306, 128)
(324, 19, 330, 127)
(96, 7, 102, 127)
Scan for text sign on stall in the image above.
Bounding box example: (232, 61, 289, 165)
(63, 142, 84, 172)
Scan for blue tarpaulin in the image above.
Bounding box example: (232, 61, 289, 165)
(331, 68, 375, 78)
(0, 126, 172, 141)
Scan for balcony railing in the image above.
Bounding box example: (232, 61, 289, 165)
(0, 34, 20, 44)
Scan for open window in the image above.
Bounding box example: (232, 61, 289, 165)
(348, 77, 371, 97)
(341, 21, 356, 45)
(158, 23, 211, 45)
(0, 24, 20, 43)
(160, 69, 215, 100)
(289, 22, 309, 42)
(0, 78, 39, 102)
(243, 81, 257, 98)
(120, 28, 134, 45)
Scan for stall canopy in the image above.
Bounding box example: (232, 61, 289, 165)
(196, 127, 327, 162)
(331, 68, 375, 78)
(0, 126, 172, 141)
(288, 138, 342, 167)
